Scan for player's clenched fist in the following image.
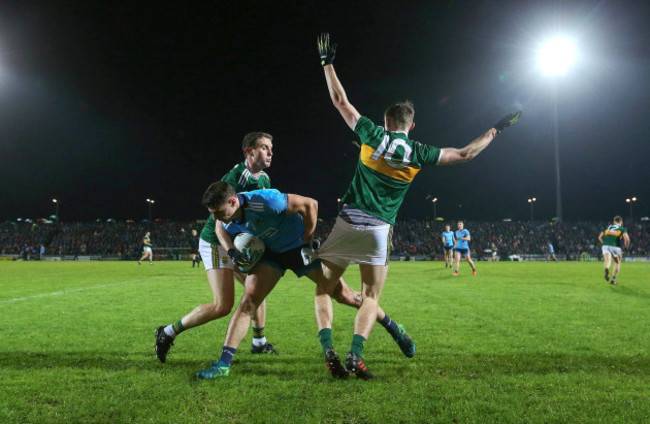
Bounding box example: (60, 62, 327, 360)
(317, 33, 337, 66)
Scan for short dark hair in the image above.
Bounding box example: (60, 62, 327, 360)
(202, 181, 236, 209)
(385, 101, 414, 130)
(242, 132, 273, 158)
(613, 215, 623, 224)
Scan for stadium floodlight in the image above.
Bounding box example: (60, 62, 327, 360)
(431, 198, 438, 219)
(626, 197, 637, 222)
(539, 38, 575, 76)
(527, 198, 537, 221)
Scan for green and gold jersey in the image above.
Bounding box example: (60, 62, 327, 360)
(143, 235, 152, 248)
(602, 224, 627, 247)
(341, 116, 441, 225)
(200, 162, 271, 245)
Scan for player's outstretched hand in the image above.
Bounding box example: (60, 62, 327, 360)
(227, 248, 252, 268)
(317, 33, 337, 66)
(493, 111, 521, 134)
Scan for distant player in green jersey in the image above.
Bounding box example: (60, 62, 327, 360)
(598, 215, 630, 285)
(138, 231, 153, 265)
(314, 32, 521, 379)
(155, 132, 278, 362)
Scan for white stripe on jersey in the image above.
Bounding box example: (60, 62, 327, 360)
(248, 201, 265, 212)
(238, 168, 251, 186)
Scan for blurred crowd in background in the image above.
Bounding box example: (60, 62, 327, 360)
(3, 219, 648, 261)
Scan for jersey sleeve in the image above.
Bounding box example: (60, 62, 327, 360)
(414, 141, 441, 166)
(354, 116, 385, 147)
(249, 189, 288, 215)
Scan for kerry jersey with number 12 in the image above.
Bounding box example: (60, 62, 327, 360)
(342, 116, 442, 225)
(602, 224, 627, 247)
(200, 162, 271, 245)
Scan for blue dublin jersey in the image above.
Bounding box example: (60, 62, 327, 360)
(442, 231, 454, 247)
(223, 189, 305, 253)
(455, 229, 470, 250)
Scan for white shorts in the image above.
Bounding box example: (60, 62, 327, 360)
(143, 247, 152, 254)
(602, 245, 622, 258)
(316, 216, 392, 268)
(199, 238, 234, 271)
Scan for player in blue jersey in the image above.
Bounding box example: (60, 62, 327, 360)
(453, 221, 476, 275)
(546, 241, 558, 262)
(194, 182, 416, 379)
(441, 224, 455, 268)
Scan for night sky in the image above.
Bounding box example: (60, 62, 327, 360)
(1, 1, 649, 222)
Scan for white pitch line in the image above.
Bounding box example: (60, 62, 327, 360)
(0, 277, 161, 304)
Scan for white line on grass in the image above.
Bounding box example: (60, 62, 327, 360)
(0, 277, 163, 303)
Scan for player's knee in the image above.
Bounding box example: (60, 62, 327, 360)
(238, 294, 258, 318)
(210, 299, 234, 319)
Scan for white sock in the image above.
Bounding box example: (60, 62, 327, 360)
(164, 325, 176, 338)
(252, 337, 267, 347)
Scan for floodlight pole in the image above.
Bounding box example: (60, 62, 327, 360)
(626, 197, 637, 222)
(432, 198, 438, 219)
(52, 199, 59, 222)
(552, 81, 563, 221)
(146, 199, 155, 222)
(528, 198, 536, 221)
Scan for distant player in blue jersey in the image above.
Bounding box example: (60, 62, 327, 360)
(546, 241, 558, 262)
(453, 221, 476, 275)
(195, 182, 416, 379)
(441, 224, 455, 268)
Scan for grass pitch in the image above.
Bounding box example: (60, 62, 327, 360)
(1, 260, 648, 423)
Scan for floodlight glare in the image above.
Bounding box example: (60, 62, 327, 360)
(539, 38, 575, 76)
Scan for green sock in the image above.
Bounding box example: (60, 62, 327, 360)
(172, 320, 185, 335)
(350, 334, 367, 357)
(252, 326, 265, 339)
(318, 328, 333, 354)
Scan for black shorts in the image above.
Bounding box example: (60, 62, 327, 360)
(259, 246, 320, 278)
(443, 245, 453, 252)
(454, 248, 469, 256)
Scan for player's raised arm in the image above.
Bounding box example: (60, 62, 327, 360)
(318, 33, 361, 130)
(438, 112, 521, 165)
(286, 194, 318, 243)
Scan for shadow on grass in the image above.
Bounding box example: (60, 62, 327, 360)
(609, 284, 650, 300)
(2, 350, 647, 378)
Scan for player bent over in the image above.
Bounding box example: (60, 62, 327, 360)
(598, 215, 630, 285)
(195, 182, 414, 379)
(453, 221, 476, 275)
(154, 132, 277, 363)
(315, 32, 520, 378)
